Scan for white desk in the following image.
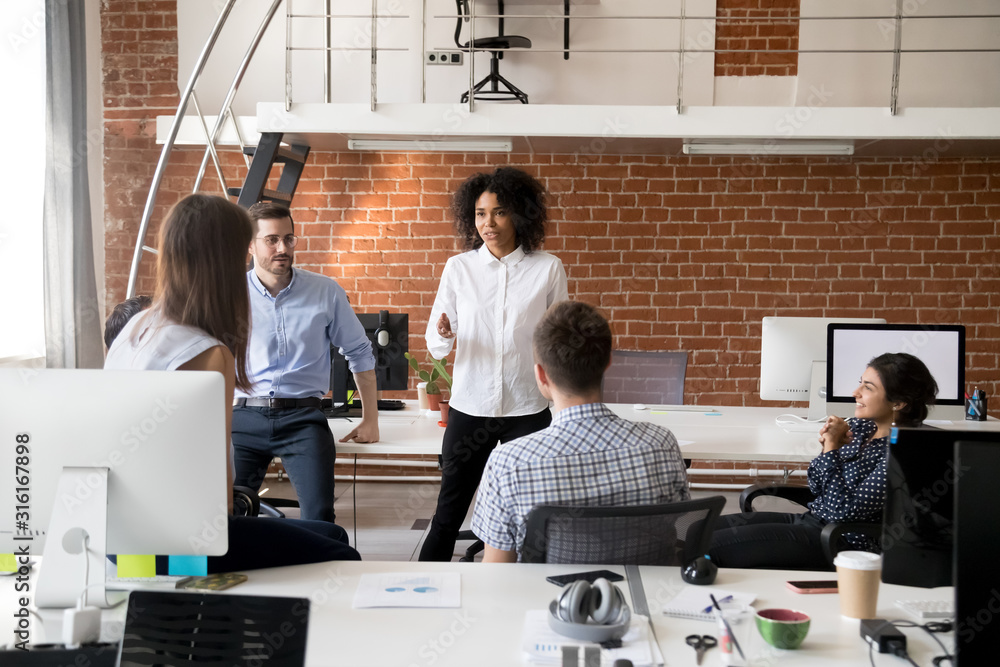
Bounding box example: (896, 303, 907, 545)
(332, 403, 828, 463)
(332, 402, 1000, 463)
(10, 561, 953, 666)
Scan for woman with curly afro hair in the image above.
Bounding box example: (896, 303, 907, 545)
(418, 167, 569, 561)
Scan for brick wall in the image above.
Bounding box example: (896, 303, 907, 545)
(716, 0, 800, 76)
(101, 3, 999, 482)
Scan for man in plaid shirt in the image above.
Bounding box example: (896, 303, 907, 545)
(470, 301, 690, 562)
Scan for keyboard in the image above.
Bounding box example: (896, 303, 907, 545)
(377, 399, 405, 410)
(895, 599, 955, 620)
(323, 399, 406, 418)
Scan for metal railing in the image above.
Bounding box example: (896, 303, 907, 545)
(127, 0, 283, 297)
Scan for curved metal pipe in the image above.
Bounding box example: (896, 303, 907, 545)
(193, 0, 284, 194)
(127, 0, 239, 298)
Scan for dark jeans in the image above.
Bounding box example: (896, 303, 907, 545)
(418, 407, 551, 562)
(707, 511, 831, 571)
(232, 406, 337, 522)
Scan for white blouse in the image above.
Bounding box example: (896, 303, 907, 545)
(426, 245, 568, 418)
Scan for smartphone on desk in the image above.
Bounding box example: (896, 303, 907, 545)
(546, 569, 624, 587)
(786, 579, 838, 594)
(178, 572, 248, 591)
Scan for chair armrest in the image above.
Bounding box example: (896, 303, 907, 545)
(739, 483, 815, 513)
(820, 521, 883, 565)
(233, 485, 260, 517)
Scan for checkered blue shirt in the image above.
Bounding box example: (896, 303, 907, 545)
(470, 403, 691, 558)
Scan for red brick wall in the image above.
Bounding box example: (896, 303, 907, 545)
(716, 0, 800, 76)
(101, 3, 1000, 412)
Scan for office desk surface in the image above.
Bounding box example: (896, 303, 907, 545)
(332, 403, 828, 462)
(10, 561, 953, 665)
(333, 402, 997, 462)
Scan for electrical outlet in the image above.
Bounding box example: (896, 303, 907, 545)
(426, 51, 464, 66)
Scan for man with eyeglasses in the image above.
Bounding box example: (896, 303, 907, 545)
(233, 201, 380, 523)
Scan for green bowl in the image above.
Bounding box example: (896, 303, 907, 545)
(755, 608, 811, 649)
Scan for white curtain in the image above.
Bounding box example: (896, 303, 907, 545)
(43, 0, 103, 369)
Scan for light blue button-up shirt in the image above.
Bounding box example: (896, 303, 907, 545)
(240, 267, 375, 399)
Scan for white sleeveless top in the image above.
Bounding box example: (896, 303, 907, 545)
(105, 309, 224, 371)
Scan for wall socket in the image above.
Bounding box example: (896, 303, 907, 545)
(426, 51, 464, 66)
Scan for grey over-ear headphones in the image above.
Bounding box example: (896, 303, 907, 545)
(547, 578, 632, 642)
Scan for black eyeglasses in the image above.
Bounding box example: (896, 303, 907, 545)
(256, 234, 297, 249)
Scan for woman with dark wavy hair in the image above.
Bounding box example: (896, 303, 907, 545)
(708, 352, 938, 570)
(418, 167, 568, 561)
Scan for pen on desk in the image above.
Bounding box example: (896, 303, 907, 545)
(701, 595, 733, 614)
(711, 593, 746, 661)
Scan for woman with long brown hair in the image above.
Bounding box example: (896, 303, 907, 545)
(106, 194, 359, 570)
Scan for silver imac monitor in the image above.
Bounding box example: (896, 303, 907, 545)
(0, 369, 229, 607)
(760, 316, 886, 420)
(825, 324, 965, 420)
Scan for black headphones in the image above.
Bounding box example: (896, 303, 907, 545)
(547, 578, 632, 642)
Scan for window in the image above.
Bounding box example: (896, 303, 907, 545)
(0, 1, 45, 362)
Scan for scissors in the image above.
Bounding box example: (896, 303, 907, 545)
(685, 634, 718, 665)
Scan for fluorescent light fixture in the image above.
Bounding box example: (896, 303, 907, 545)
(682, 140, 855, 156)
(347, 139, 513, 153)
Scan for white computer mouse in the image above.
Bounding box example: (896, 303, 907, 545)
(633, 403, 648, 411)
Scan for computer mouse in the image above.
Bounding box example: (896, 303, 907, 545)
(681, 555, 719, 586)
(633, 403, 648, 411)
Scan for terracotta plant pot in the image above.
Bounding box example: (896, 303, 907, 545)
(427, 392, 442, 411)
(439, 400, 450, 425)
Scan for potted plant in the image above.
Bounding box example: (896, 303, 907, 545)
(404, 353, 452, 411)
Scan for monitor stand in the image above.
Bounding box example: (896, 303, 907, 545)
(807, 360, 828, 421)
(36, 467, 110, 609)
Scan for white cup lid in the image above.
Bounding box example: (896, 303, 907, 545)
(833, 550, 882, 571)
(417, 382, 427, 388)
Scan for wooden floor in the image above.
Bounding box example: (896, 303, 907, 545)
(260, 480, 771, 561)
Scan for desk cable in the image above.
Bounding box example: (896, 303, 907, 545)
(774, 414, 826, 428)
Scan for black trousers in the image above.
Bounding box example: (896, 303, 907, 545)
(418, 407, 551, 561)
(707, 511, 831, 571)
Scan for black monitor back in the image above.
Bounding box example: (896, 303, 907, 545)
(883, 426, 999, 588)
(954, 438, 1000, 666)
(330, 311, 408, 405)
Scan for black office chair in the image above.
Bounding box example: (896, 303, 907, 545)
(739, 483, 883, 567)
(233, 485, 287, 519)
(454, 0, 531, 104)
(521, 497, 726, 565)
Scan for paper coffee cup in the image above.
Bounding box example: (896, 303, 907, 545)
(416, 382, 429, 410)
(834, 551, 882, 619)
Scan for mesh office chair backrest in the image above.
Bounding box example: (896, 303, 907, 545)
(521, 497, 725, 565)
(602, 350, 688, 405)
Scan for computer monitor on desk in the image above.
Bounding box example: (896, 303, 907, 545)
(759, 316, 885, 420)
(0, 369, 229, 608)
(330, 310, 408, 416)
(882, 426, 998, 589)
(826, 324, 965, 420)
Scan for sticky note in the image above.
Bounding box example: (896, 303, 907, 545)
(0, 553, 16, 572)
(117, 554, 156, 578)
(168, 555, 208, 576)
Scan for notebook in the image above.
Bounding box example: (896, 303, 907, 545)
(661, 587, 757, 621)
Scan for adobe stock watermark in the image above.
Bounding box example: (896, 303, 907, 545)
(6, 5, 46, 54)
(58, 396, 181, 516)
(406, 610, 478, 667)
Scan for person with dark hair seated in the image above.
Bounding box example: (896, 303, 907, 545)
(418, 167, 569, 561)
(104, 295, 152, 349)
(708, 352, 938, 570)
(470, 301, 690, 562)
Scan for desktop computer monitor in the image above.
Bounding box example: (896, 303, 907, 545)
(826, 323, 965, 419)
(759, 316, 885, 419)
(0, 369, 229, 607)
(954, 439, 1000, 666)
(882, 426, 998, 589)
(330, 310, 408, 412)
